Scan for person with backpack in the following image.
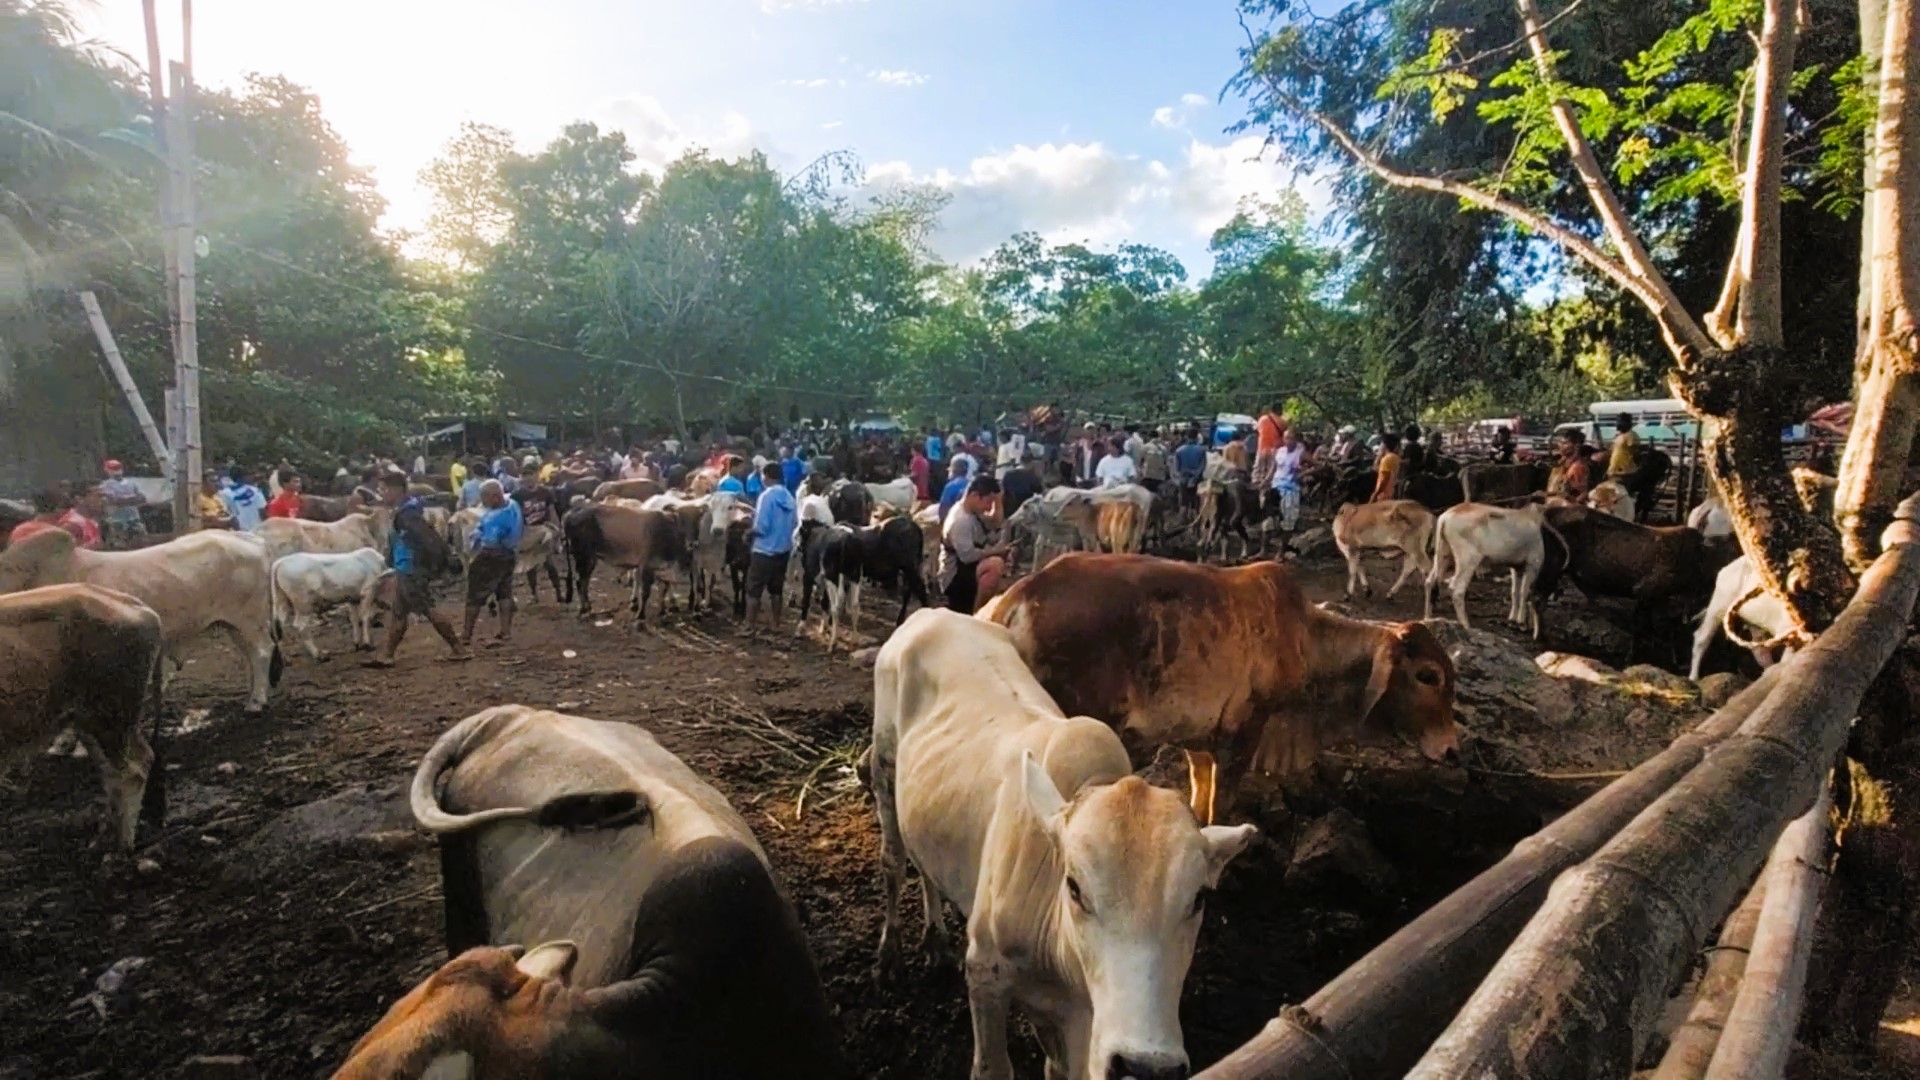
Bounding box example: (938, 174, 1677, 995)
(365, 473, 469, 667)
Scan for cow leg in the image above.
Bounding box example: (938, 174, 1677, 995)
(573, 554, 595, 617)
(292, 613, 326, 661)
(1341, 545, 1365, 597)
(81, 725, 152, 852)
(873, 756, 908, 973)
(964, 941, 1017, 1080)
(1386, 547, 1423, 598)
(1036, 1021, 1074, 1080)
(228, 624, 274, 713)
(352, 587, 378, 651)
(920, 875, 955, 962)
(824, 578, 843, 652)
(1185, 750, 1217, 825)
(848, 580, 862, 636)
(1449, 552, 1481, 630)
(632, 570, 649, 629)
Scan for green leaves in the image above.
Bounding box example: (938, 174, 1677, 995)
(1381, 29, 1481, 121)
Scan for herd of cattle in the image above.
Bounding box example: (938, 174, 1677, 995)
(0, 444, 1814, 1079)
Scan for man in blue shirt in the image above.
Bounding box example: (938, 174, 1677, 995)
(368, 474, 468, 666)
(459, 458, 485, 509)
(1174, 429, 1208, 513)
(463, 479, 524, 647)
(781, 447, 804, 493)
(924, 428, 945, 464)
(744, 462, 797, 635)
(938, 468, 972, 522)
(220, 466, 267, 531)
(716, 455, 749, 496)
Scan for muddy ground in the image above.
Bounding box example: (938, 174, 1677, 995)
(0, 549, 1909, 1078)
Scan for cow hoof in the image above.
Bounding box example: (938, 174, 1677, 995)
(244, 704, 266, 716)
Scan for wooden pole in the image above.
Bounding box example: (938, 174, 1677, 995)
(80, 291, 171, 475)
(167, 59, 201, 533)
(1702, 787, 1833, 1078)
(1405, 493, 1920, 1079)
(1649, 870, 1768, 1079)
(1194, 663, 1789, 1080)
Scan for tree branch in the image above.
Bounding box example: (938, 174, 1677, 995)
(1511, 0, 1715, 363)
(1731, 0, 1800, 349)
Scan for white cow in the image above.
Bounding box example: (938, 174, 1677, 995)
(1425, 502, 1557, 638)
(871, 608, 1255, 1080)
(269, 547, 387, 660)
(0, 528, 280, 711)
(254, 510, 391, 562)
(450, 508, 562, 591)
(1688, 493, 1733, 538)
(692, 491, 747, 609)
(1332, 499, 1435, 599)
(1006, 487, 1101, 571)
(866, 477, 917, 516)
(1588, 479, 1636, 521)
(1689, 555, 1795, 680)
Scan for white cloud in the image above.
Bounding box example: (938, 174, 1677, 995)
(595, 94, 760, 174)
(868, 69, 929, 87)
(781, 77, 832, 88)
(1151, 106, 1180, 129)
(862, 136, 1298, 264)
(1151, 92, 1214, 132)
(822, 120, 845, 130)
(1180, 92, 1209, 107)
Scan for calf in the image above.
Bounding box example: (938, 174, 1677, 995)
(1425, 502, 1560, 638)
(335, 706, 844, 1080)
(1688, 555, 1797, 679)
(562, 504, 686, 628)
(269, 547, 387, 660)
(1005, 487, 1101, 572)
(1, 584, 166, 852)
(255, 510, 392, 562)
(988, 554, 1458, 823)
(0, 528, 281, 712)
(691, 493, 748, 611)
(1332, 499, 1435, 598)
(872, 609, 1256, 1080)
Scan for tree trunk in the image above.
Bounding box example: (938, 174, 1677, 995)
(1650, 871, 1769, 1079)
(1674, 345, 1857, 630)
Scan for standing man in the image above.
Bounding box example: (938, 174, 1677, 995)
(367, 474, 468, 666)
(939, 475, 1010, 615)
(1550, 432, 1593, 503)
(9, 490, 70, 546)
(98, 459, 147, 549)
(1370, 433, 1402, 503)
(744, 462, 796, 635)
(221, 467, 268, 531)
(1175, 429, 1207, 512)
(1075, 423, 1101, 485)
(938, 464, 973, 522)
(448, 456, 468, 496)
(995, 428, 1023, 479)
(462, 479, 523, 648)
(1272, 428, 1306, 531)
(1252, 404, 1286, 491)
(910, 441, 932, 501)
(267, 473, 305, 519)
(1095, 439, 1138, 487)
(1607, 413, 1640, 480)
(198, 471, 234, 529)
(1123, 425, 1144, 463)
(781, 446, 804, 493)
(1138, 430, 1170, 495)
(717, 455, 749, 496)
(459, 459, 486, 509)
(1490, 426, 1517, 464)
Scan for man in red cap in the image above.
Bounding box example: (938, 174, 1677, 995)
(97, 459, 146, 549)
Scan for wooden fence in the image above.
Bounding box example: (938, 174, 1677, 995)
(1198, 491, 1920, 1079)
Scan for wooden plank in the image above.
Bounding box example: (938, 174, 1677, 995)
(80, 291, 171, 474)
(1404, 493, 1920, 1079)
(1194, 664, 1790, 1080)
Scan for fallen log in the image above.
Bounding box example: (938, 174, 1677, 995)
(1649, 871, 1768, 1079)
(1196, 664, 1788, 1080)
(1703, 787, 1833, 1078)
(1406, 494, 1920, 1079)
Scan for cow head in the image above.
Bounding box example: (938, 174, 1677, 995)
(0, 527, 77, 594)
(333, 942, 580, 1080)
(1022, 754, 1255, 1080)
(1358, 622, 1459, 765)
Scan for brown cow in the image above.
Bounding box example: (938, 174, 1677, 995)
(591, 478, 663, 503)
(984, 553, 1458, 823)
(562, 503, 686, 628)
(1, 583, 167, 851)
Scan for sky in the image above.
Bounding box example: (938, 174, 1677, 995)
(77, 0, 1324, 276)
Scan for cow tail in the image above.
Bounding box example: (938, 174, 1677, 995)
(411, 711, 542, 832)
(268, 558, 285, 643)
(1543, 520, 1573, 571)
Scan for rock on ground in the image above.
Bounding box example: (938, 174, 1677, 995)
(1285, 807, 1399, 903)
(1698, 670, 1754, 710)
(224, 782, 419, 880)
(1425, 621, 1709, 774)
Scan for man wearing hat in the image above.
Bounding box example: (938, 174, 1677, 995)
(98, 459, 146, 549)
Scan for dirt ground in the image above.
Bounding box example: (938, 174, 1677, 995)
(0, 547, 1902, 1078)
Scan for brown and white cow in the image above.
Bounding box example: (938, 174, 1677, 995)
(1332, 499, 1436, 599)
(1, 583, 166, 850)
(0, 528, 281, 711)
(872, 609, 1255, 1080)
(591, 478, 663, 503)
(255, 509, 392, 563)
(562, 503, 686, 627)
(985, 553, 1458, 823)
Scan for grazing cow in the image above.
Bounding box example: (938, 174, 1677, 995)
(1688, 555, 1797, 679)
(1460, 461, 1553, 504)
(335, 706, 845, 1079)
(0, 528, 282, 712)
(1006, 487, 1101, 571)
(1425, 502, 1562, 638)
(865, 477, 917, 516)
(871, 609, 1256, 1080)
(1542, 504, 1732, 641)
(1332, 500, 1435, 598)
(255, 510, 392, 563)
(987, 554, 1458, 823)
(828, 479, 873, 527)
(591, 478, 663, 503)
(1588, 479, 1636, 521)
(0, 584, 166, 851)
(1688, 493, 1733, 538)
(562, 504, 686, 628)
(269, 547, 387, 660)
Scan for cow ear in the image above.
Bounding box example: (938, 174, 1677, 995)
(1200, 823, 1257, 885)
(1020, 751, 1068, 843)
(515, 941, 579, 986)
(1359, 634, 1400, 722)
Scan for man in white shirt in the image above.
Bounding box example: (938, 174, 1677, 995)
(1094, 440, 1139, 488)
(1123, 426, 1144, 462)
(1271, 429, 1306, 530)
(951, 446, 980, 482)
(994, 429, 1024, 478)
